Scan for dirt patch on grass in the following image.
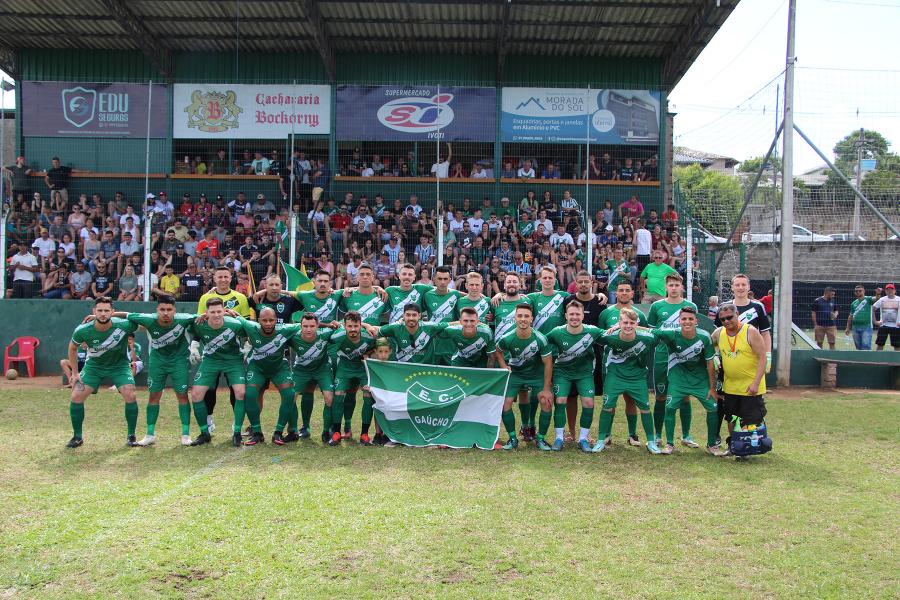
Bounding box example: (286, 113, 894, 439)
(1, 375, 65, 391)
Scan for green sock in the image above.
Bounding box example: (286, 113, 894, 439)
(70, 402, 84, 437)
(529, 395, 539, 426)
(146, 403, 160, 436)
(276, 391, 294, 432)
(343, 392, 356, 430)
(664, 405, 678, 446)
(538, 409, 552, 437)
(680, 399, 693, 438)
(579, 406, 594, 430)
(232, 399, 246, 433)
(322, 402, 333, 435)
(706, 411, 719, 447)
(626, 412, 638, 437)
(653, 400, 666, 438)
(178, 403, 191, 436)
(300, 392, 314, 429)
(245, 389, 265, 433)
(125, 402, 138, 436)
(598, 409, 615, 440)
(331, 393, 345, 432)
(518, 403, 529, 429)
(287, 401, 299, 433)
(502, 410, 516, 435)
(639, 411, 656, 441)
(191, 401, 209, 433)
(553, 404, 567, 429)
(361, 395, 374, 434)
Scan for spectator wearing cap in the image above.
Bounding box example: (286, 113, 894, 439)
(251, 194, 276, 221)
(166, 240, 192, 275)
(873, 284, 900, 351)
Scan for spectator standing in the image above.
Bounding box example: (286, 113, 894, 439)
(9, 244, 39, 298)
(811, 287, 839, 350)
(45, 157, 76, 208)
(639, 251, 678, 303)
(634, 220, 653, 273)
(69, 260, 92, 300)
(873, 284, 899, 351)
(845, 285, 879, 350)
(3, 156, 32, 200)
(431, 143, 452, 179)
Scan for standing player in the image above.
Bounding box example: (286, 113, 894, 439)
(66, 297, 141, 448)
(651, 306, 723, 455)
(296, 270, 344, 325)
(289, 313, 338, 444)
(546, 301, 606, 452)
(422, 266, 462, 365)
(327, 311, 377, 446)
(490, 273, 533, 439)
(386, 263, 433, 324)
(527, 266, 569, 335)
(647, 273, 698, 446)
(494, 304, 553, 450)
(250, 274, 304, 324)
(441, 307, 498, 368)
(456, 271, 492, 321)
(597, 280, 648, 445)
(594, 308, 660, 454)
(364, 303, 446, 365)
(189, 298, 248, 447)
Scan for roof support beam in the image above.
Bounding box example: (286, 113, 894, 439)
(301, 0, 335, 81)
(496, 0, 512, 81)
(663, 0, 732, 87)
(0, 46, 18, 79)
(99, 0, 172, 78)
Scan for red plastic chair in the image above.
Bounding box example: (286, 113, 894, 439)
(4, 336, 40, 378)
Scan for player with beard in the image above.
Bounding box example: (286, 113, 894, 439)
(422, 266, 463, 365)
(287, 313, 339, 444)
(326, 312, 377, 446)
(385, 263, 434, 324)
(440, 307, 498, 368)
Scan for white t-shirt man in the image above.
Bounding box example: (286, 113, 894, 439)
(874, 294, 900, 328)
(448, 215, 466, 234)
(517, 166, 536, 178)
(11, 251, 38, 282)
(119, 212, 140, 226)
(635, 227, 652, 256)
(353, 214, 374, 229)
(471, 167, 488, 179)
(535, 218, 553, 234)
(467, 217, 485, 235)
(32, 237, 56, 259)
(549, 231, 574, 250)
(576, 231, 596, 248)
(431, 160, 450, 179)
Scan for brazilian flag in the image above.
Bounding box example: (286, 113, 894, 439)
(280, 260, 314, 292)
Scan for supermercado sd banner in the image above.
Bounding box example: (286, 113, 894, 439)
(501, 87, 661, 144)
(365, 360, 509, 449)
(336, 85, 496, 141)
(173, 84, 331, 138)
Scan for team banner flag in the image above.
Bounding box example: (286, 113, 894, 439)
(365, 360, 510, 449)
(281, 260, 314, 293)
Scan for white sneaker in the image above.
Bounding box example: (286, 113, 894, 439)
(627, 435, 642, 447)
(207, 416, 216, 434)
(181, 435, 192, 446)
(681, 436, 700, 449)
(384, 441, 399, 448)
(706, 444, 727, 457)
(136, 435, 157, 446)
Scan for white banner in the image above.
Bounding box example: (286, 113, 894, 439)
(173, 84, 331, 138)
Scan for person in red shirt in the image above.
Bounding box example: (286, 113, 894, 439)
(760, 289, 773, 316)
(177, 194, 193, 219)
(661, 203, 678, 232)
(326, 206, 351, 252)
(196, 229, 220, 258)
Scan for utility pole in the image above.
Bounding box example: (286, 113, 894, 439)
(776, 0, 796, 388)
(852, 127, 864, 237)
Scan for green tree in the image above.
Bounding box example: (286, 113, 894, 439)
(674, 164, 744, 236)
(739, 155, 782, 174)
(826, 129, 895, 192)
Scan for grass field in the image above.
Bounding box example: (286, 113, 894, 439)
(1, 379, 898, 599)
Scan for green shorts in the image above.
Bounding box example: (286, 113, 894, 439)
(666, 385, 716, 411)
(652, 356, 669, 396)
(333, 364, 366, 392)
(147, 355, 190, 394)
(505, 371, 545, 400)
(602, 378, 650, 411)
(193, 357, 246, 388)
(450, 357, 489, 369)
(246, 360, 294, 388)
(80, 361, 135, 391)
(293, 362, 334, 393)
(553, 372, 595, 399)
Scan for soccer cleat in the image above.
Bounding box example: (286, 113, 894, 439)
(536, 437, 552, 451)
(232, 432, 243, 447)
(526, 426, 537, 442)
(136, 435, 157, 447)
(589, 439, 605, 453)
(190, 431, 211, 446)
(321, 430, 331, 444)
(493, 441, 503, 450)
(501, 437, 519, 450)
(66, 436, 84, 449)
(244, 432, 265, 446)
(298, 427, 310, 439)
(551, 438, 564, 452)
(126, 435, 139, 447)
(328, 431, 342, 446)
(180, 435, 192, 446)
(272, 432, 285, 446)
(242, 427, 252, 438)
(628, 435, 641, 447)
(283, 431, 300, 443)
(646, 440, 663, 455)
(359, 433, 372, 446)
(681, 436, 700, 449)
(661, 444, 675, 455)
(706, 445, 727, 457)
(342, 427, 352, 440)
(206, 416, 216, 434)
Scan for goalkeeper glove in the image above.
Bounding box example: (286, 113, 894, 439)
(765, 351, 772, 374)
(189, 340, 201, 366)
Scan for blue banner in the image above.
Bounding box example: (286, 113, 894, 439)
(336, 85, 496, 142)
(500, 88, 661, 144)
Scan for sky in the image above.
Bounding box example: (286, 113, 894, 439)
(670, 0, 900, 173)
(2, 0, 899, 174)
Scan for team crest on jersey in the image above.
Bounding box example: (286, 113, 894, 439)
(276, 302, 285, 313)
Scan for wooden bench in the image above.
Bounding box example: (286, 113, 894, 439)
(813, 357, 900, 390)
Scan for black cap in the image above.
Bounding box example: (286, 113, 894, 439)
(176, 243, 185, 249)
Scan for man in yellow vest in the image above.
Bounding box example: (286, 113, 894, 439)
(712, 302, 767, 457)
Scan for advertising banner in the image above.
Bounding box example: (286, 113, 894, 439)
(500, 87, 661, 144)
(21, 82, 169, 137)
(173, 84, 331, 138)
(336, 85, 496, 141)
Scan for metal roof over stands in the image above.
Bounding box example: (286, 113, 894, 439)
(0, 0, 737, 88)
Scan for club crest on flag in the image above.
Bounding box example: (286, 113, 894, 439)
(406, 381, 465, 442)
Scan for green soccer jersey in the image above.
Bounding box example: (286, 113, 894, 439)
(341, 290, 388, 326)
(647, 299, 698, 364)
(423, 289, 462, 323)
(607, 259, 631, 288)
(546, 324, 605, 374)
(236, 317, 300, 370)
(441, 324, 496, 366)
(191, 317, 246, 360)
(527, 290, 569, 334)
(850, 296, 877, 327)
(298, 290, 343, 323)
(386, 283, 433, 323)
(497, 329, 552, 379)
(518, 220, 535, 237)
(491, 297, 525, 341)
(290, 327, 336, 369)
(379, 322, 448, 363)
(597, 304, 649, 329)
(127, 312, 196, 359)
(653, 328, 715, 390)
(457, 295, 492, 322)
(600, 331, 658, 381)
(71, 318, 138, 368)
(327, 328, 376, 369)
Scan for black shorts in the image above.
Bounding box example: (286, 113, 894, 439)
(875, 326, 900, 349)
(723, 393, 767, 426)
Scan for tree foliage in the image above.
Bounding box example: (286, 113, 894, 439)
(739, 155, 782, 174)
(674, 164, 744, 236)
(826, 128, 897, 193)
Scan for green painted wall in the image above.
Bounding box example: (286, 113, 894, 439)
(24, 138, 169, 174)
(172, 52, 327, 83)
(790, 350, 900, 389)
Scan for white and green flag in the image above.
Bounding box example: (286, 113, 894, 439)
(365, 360, 510, 449)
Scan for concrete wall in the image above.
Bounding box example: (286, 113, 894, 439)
(743, 241, 900, 282)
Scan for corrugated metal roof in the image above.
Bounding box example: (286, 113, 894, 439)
(0, 0, 738, 88)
